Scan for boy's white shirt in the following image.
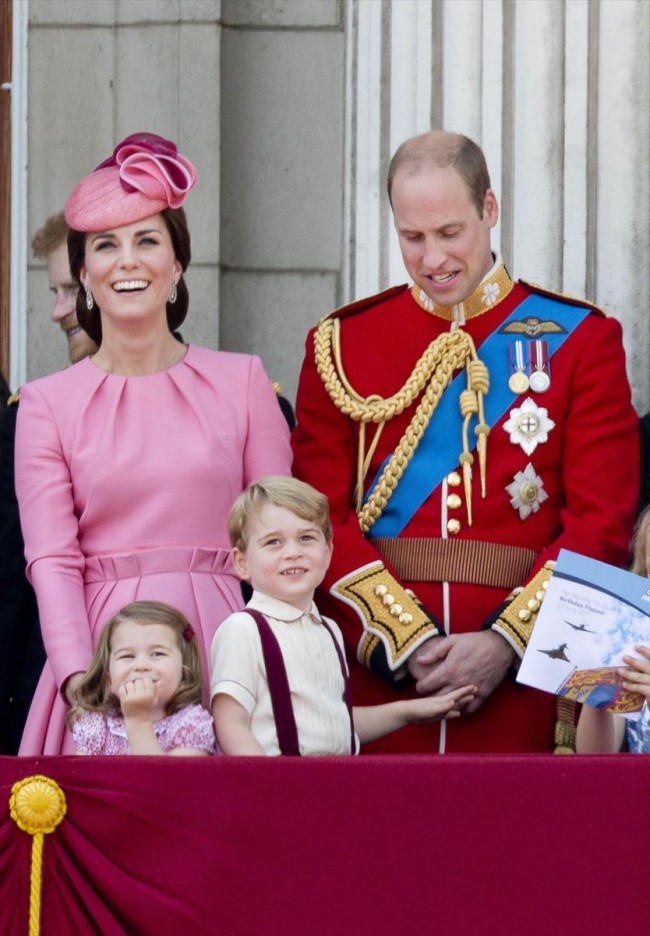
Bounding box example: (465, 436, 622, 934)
(210, 590, 359, 755)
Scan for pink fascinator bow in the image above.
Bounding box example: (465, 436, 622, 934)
(65, 132, 198, 232)
(96, 133, 197, 208)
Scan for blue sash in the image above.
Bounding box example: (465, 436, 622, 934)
(366, 294, 591, 538)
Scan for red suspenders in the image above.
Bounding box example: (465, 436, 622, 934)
(246, 609, 356, 756)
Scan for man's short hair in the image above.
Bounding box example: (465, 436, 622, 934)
(387, 131, 492, 216)
(31, 212, 69, 258)
(228, 476, 333, 552)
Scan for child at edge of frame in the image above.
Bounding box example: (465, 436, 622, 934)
(576, 506, 650, 754)
(210, 476, 476, 755)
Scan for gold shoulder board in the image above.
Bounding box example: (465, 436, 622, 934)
(318, 284, 409, 325)
(519, 279, 607, 318)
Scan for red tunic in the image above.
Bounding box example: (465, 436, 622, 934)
(292, 273, 639, 753)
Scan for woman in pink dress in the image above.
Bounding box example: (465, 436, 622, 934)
(15, 134, 292, 754)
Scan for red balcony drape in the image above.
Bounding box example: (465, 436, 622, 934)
(1, 754, 648, 936)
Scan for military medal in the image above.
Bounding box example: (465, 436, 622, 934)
(528, 340, 551, 393)
(508, 340, 529, 393)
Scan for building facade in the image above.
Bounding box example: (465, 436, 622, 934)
(8, 0, 649, 413)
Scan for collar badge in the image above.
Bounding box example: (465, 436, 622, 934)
(483, 282, 500, 306)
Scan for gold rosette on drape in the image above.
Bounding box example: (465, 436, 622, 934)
(10, 775, 67, 936)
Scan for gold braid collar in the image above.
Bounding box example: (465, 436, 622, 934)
(314, 317, 490, 532)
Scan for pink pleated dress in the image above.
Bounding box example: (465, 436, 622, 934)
(15, 345, 292, 754)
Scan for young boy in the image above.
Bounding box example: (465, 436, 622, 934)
(210, 476, 476, 755)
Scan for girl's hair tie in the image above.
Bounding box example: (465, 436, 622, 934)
(183, 623, 195, 642)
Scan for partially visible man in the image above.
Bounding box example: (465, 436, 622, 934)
(292, 131, 639, 754)
(32, 212, 98, 364)
(0, 213, 97, 754)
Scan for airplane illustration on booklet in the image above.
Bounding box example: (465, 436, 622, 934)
(565, 621, 596, 634)
(538, 643, 571, 662)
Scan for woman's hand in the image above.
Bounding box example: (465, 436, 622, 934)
(64, 672, 86, 705)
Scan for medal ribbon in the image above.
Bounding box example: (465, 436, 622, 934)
(532, 340, 546, 369)
(509, 340, 526, 374)
(366, 294, 590, 538)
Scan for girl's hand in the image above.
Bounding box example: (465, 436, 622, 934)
(619, 646, 650, 702)
(408, 684, 477, 724)
(118, 677, 158, 720)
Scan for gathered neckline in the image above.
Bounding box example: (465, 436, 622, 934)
(84, 343, 191, 379)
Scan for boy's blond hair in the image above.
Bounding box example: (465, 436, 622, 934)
(228, 476, 332, 551)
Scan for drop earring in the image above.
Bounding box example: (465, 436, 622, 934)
(85, 285, 94, 311)
(169, 280, 178, 305)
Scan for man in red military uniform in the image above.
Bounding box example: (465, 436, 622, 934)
(292, 131, 639, 753)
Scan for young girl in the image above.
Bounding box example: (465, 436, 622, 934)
(68, 601, 216, 755)
(211, 477, 476, 756)
(576, 507, 650, 753)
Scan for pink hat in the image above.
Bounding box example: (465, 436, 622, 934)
(64, 132, 197, 232)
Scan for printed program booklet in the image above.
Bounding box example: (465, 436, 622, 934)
(517, 549, 650, 714)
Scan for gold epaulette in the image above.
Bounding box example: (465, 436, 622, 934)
(272, 382, 283, 397)
(491, 561, 556, 657)
(7, 391, 20, 406)
(331, 561, 442, 671)
(519, 279, 608, 318)
(317, 284, 408, 326)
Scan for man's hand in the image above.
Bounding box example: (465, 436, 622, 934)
(407, 631, 515, 713)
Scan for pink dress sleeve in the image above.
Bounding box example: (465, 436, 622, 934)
(15, 382, 93, 690)
(242, 356, 293, 485)
(72, 712, 109, 755)
(163, 705, 217, 754)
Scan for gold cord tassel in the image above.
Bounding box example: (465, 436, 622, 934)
(554, 698, 577, 754)
(459, 378, 479, 526)
(356, 421, 367, 513)
(467, 358, 490, 497)
(10, 775, 67, 936)
(315, 319, 491, 533)
(458, 452, 474, 526)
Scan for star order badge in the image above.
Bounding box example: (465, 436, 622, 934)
(506, 463, 548, 519)
(503, 398, 555, 455)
